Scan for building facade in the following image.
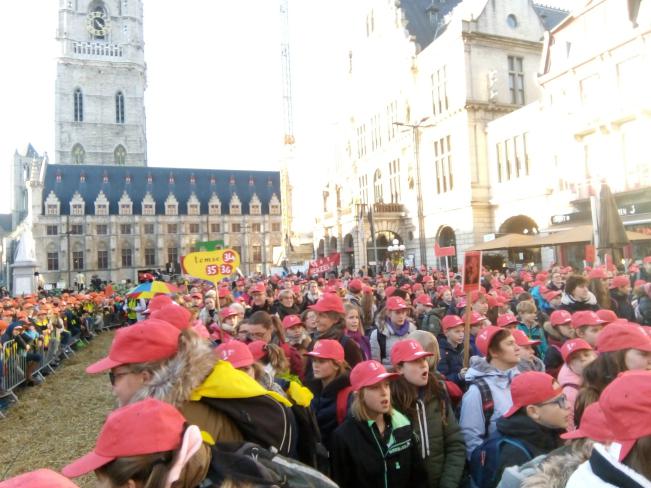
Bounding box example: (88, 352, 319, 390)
(315, 0, 567, 272)
(28, 163, 282, 286)
(55, 0, 147, 166)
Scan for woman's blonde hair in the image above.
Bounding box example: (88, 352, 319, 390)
(350, 388, 392, 422)
(407, 330, 440, 370)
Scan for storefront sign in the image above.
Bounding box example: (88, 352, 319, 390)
(552, 201, 651, 226)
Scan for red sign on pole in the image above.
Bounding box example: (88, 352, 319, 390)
(434, 242, 456, 257)
(463, 251, 482, 293)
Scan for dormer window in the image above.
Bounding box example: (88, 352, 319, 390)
(120, 203, 132, 215)
(71, 203, 84, 216)
(249, 177, 255, 186)
(190, 175, 196, 185)
(103, 173, 109, 183)
(169, 175, 175, 184)
(210, 176, 216, 185)
(47, 204, 59, 216)
(188, 204, 199, 215)
(147, 174, 153, 184)
(270, 204, 280, 215)
(229, 176, 236, 185)
(80, 174, 86, 183)
(166, 204, 177, 215)
(96, 203, 108, 215)
(56, 174, 62, 183)
(125, 175, 131, 184)
(143, 203, 154, 215)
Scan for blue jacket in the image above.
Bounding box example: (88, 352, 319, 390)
(437, 336, 465, 389)
(517, 323, 548, 359)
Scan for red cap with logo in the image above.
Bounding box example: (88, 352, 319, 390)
(497, 313, 519, 328)
(503, 372, 563, 418)
(151, 304, 192, 331)
(475, 325, 506, 357)
(385, 286, 396, 298)
(597, 322, 651, 353)
(414, 294, 433, 307)
(62, 399, 186, 478)
(441, 315, 464, 331)
(215, 340, 254, 368)
(306, 339, 344, 362)
(610, 275, 630, 289)
(247, 340, 268, 361)
(571, 311, 605, 329)
(588, 268, 607, 280)
(595, 309, 617, 324)
(219, 307, 239, 320)
(350, 360, 399, 391)
(250, 283, 266, 294)
(86, 320, 180, 373)
(560, 338, 593, 363)
(512, 329, 540, 347)
(561, 402, 613, 442)
(281, 314, 304, 329)
(309, 293, 345, 314)
(348, 279, 363, 293)
(543, 290, 562, 302)
(470, 311, 486, 325)
(390, 339, 434, 366)
(386, 296, 409, 311)
(599, 370, 651, 460)
(550, 310, 572, 326)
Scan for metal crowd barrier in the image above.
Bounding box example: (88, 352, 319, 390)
(1, 340, 27, 404)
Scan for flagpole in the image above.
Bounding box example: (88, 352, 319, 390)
(445, 256, 451, 287)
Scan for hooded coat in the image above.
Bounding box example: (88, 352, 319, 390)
(459, 356, 519, 458)
(559, 292, 599, 313)
(370, 309, 417, 367)
(306, 373, 351, 452)
(514, 441, 593, 488)
(437, 336, 466, 388)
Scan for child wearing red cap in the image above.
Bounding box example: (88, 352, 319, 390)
(516, 301, 548, 360)
(437, 315, 468, 389)
(343, 303, 371, 360)
(574, 322, 651, 427)
(460, 327, 521, 459)
(557, 339, 596, 431)
(305, 340, 352, 453)
(513, 329, 545, 373)
(542, 309, 576, 377)
(390, 340, 466, 488)
(571, 310, 605, 348)
(330, 360, 427, 488)
(370, 296, 417, 367)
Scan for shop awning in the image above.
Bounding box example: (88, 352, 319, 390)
(532, 224, 651, 247)
(467, 233, 538, 252)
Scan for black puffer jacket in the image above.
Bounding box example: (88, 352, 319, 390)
(306, 373, 351, 452)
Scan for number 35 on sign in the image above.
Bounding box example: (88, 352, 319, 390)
(181, 249, 241, 283)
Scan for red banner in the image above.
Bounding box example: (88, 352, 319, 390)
(434, 242, 456, 257)
(308, 253, 341, 275)
(463, 251, 482, 293)
(584, 245, 595, 263)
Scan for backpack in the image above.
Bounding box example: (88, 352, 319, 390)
(336, 385, 354, 424)
(200, 395, 296, 458)
(204, 442, 339, 488)
(473, 378, 495, 436)
(469, 434, 532, 488)
(376, 331, 387, 361)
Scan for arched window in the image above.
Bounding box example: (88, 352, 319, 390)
(71, 144, 85, 164)
(114, 145, 126, 165)
(373, 169, 383, 203)
(74, 88, 84, 122)
(115, 91, 125, 123)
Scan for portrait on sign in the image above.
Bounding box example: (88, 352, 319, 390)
(463, 251, 482, 293)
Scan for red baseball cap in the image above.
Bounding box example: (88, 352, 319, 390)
(422, 275, 433, 283)
(599, 371, 651, 461)
(306, 339, 344, 361)
(215, 340, 254, 368)
(386, 296, 409, 311)
(248, 340, 267, 361)
(350, 360, 399, 391)
(281, 314, 304, 329)
(62, 399, 187, 478)
(348, 279, 363, 293)
(595, 309, 617, 324)
(385, 286, 396, 298)
(588, 268, 607, 280)
(150, 304, 192, 330)
(610, 275, 630, 289)
(309, 293, 345, 314)
(571, 311, 605, 329)
(0, 470, 80, 488)
(512, 329, 540, 347)
(219, 307, 239, 320)
(561, 402, 613, 442)
(597, 322, 651, 353)
(543, 290, 561, 302)
(560, 338, 593, 363)
(441, 315, 464, 331)
(144, 294, 173, 314)
(390, 339, 434, 366)
(503, 372, 563, 418)
(414, 294, 433, 307)
(470, 311, 485, 325)
(218, 287, 231, 298)
(475, 326, 506, 356)
(550, 310, 572, 326)
(191, 292, 203, 299)
(86, 320, 180, 373)
(497, 313, 519, 328)
(250, 283, 266, 294)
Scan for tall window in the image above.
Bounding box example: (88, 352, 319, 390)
(508, 56, 525, 105)
(70, 224, 83, 234)
(167, 247, 178, 265)
(431, 66, 448, 116)
(96, 224, 108, 235)
(232, 223, 241, 233)
(373, 169, 383, 203)
(115, 91, 125, 123)
(97, 250, 108, 269)
(389, 159, 401, 203)
(188, 223, 200, 234)
(143, 223, 154, 234)
(359, 174, 368, 205)
(72, 251, 84, 270)
(121, 248, 132, 267)
(114, 145, 127, 165)
(74, 88, 84, 122)
(145, 247, 156, 266)
(46, 225, 58, 235)
(120, 224, 131, 235)
(434, 136, 453, 194)
(210, 223, 220, 233)
(252, 245, 262, 263)
(71, 144, 85, 164)
(47, 252, 59, 271)
(167, 223, 177, 234)
(251, 223, 261, 233)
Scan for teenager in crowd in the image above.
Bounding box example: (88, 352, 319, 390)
(390, 339, 466, 488)
(557, 338, 596, 431)
(370, 296, 417, 366)
(513, 329, 545, 372)
(330, 360, 427, 488)
(437, 314, 466, 389)
(560, 275, 599, 313)
(570, 311, 605, 348)
(609, 275, 635, 321)
(543, 309, 575, 378)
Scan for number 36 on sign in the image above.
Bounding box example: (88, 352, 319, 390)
(181, 249, 241, 283)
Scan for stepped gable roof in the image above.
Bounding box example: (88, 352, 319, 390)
(43, 164, 281, 216)
(401, 0, 462, 51)
(533, 4, 569, 31)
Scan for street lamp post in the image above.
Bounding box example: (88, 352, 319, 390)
(387, 238, 406, 270)
(394, 118, 434, 269)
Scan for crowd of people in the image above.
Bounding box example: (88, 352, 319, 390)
(3, 257, 651, 487)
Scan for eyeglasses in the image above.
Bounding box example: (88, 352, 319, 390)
(538, 394, 567, 409)
(108, 370, 132, 386)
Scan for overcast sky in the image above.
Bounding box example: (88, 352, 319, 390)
(0, 0, 572, 228)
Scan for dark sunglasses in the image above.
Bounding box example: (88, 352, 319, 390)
(108, 370, 132, 386)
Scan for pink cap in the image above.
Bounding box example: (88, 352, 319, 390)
(470, 311, 486, 325)
(441, 315, 464, 331)
(348, 279, 363, 293)
(309, 293, 345, 314)
(0, 470, 80, 488)
(414, 294, 433, 307)
(550, 310, 572, 326)
(349, 360, 399, 391)
(595, 309, 617, 324)
(503, 372, 563, 418)
(560, 338, 593, 363)
(219, 307, 239, 320)
(561, 402, 613, 442)
(247, 340, 268, 361)
(571, 311, 605, 329)
(306, 339, 344, 361)
(610, 275, 630, 289)
(386, 296, 409, 311)
(588, 268, 607, 280)
(250, 283, 266, 294)
(390, 339, 434, 366)
(497, 313, 519, 328)
(215, 340, 255, 368)
(150, 304, 192, 330)
(144, 294, 173, 314)
(475, 326, 505, 357)
(597, 322, 651, 353)
(281, 314, 304, 329)
(512, 329, 540, 347)
(86, 320, 180, 374)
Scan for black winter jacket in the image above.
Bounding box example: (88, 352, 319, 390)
(330, 410, 427, 488)
(306, 373, 351, 452)
(437, 336, 466, 388)
(610, 289, 636, 322)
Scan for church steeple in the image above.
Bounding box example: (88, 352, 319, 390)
(55, 0, 147, 166)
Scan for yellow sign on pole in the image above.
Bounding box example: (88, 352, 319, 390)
(181, 249, 241, 283)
